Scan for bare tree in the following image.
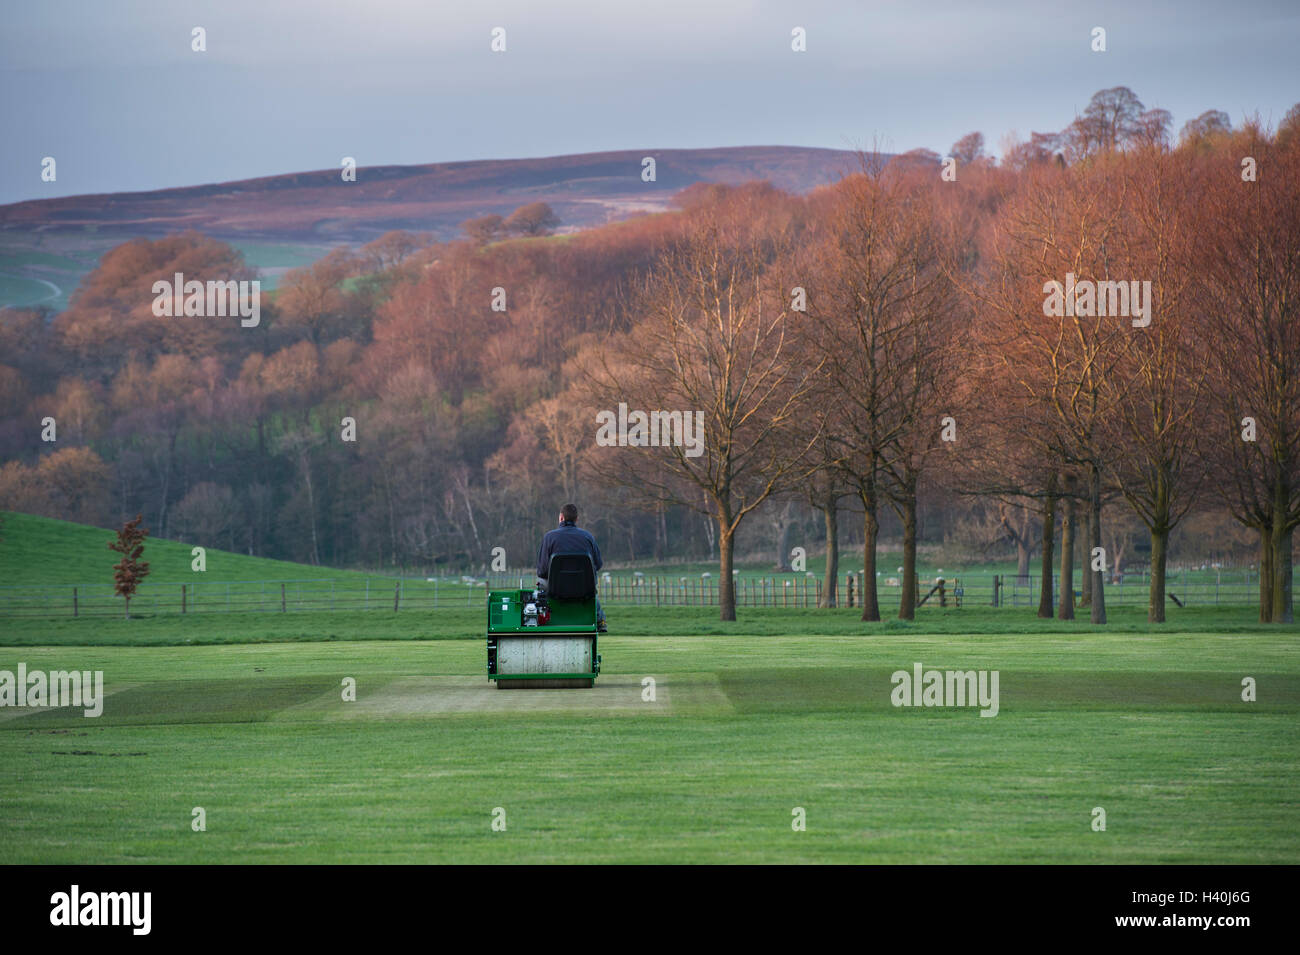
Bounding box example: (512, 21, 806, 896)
(978, 160, 1134, 624)
(585, 192, 821, 620)
(1179, 110, 1232, 148)
(461, 215, 507, 245)
(1197, 134, 1300, 622)
(878, 209, 963, 621)
(1105, 151, 1208, 621)
(807, 160, 950, 621)
(505, 202, 561, 237)
(802, 432, 853, 607)
(361, 231, 425, 271)
(1063, 87, 1147, 161)
(1132, 109, 1174, 150)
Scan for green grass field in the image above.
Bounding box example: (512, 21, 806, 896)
(1, 511, 956, 586)
(0, 510, 1260, 607)
(0, 234, 125, 312)
(2, 511, 1297, 863)
(0, 512, 380, 586)
(0, 234, 343, 311)
(1, 616, 1297, 863)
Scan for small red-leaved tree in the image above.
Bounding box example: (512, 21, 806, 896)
(109, 514, 151, 620)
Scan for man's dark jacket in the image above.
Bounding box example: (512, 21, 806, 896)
(537, 520, 603, 579)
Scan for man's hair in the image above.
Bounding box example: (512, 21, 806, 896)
(560, 503, 579, 523)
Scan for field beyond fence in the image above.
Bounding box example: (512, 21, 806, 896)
(0, 569, 1279, 618)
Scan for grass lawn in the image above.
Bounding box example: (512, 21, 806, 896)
(2, 510, 1295, 864)
(0, 604, 1292, 647)
(0, 273, 57, 308)
(1, 614, 1296, 863)
(0, 512, 382, 587)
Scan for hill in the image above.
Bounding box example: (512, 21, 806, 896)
(0, 145, 863, 310)
(0, 146, 861, 243)
(0, 511, 369, 588)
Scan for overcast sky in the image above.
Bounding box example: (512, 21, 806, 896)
(2, 0, 1297, 205)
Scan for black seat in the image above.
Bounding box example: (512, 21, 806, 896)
(547, 553, 596, 600)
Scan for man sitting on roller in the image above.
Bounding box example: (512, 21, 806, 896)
(536, 503, 607, 632)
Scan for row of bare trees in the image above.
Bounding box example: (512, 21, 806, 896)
(574, 132, 1299, 624)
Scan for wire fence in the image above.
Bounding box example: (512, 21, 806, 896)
(0, 569, 1278, 618)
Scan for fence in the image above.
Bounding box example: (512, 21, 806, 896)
(0, 569, 1278, 619)
(0, 577, 460, 619)
(980, 569, 1270, 609)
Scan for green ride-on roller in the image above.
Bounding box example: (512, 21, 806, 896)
(487, 552, 602, 689)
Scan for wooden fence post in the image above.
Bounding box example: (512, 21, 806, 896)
(73, 586, 78, 618)
(182, 584, 187, 614)
(394, 581, 401, 612)
(992, 574, 1001, 607)
(281, 582, 286, 613)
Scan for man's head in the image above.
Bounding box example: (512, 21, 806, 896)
(559, 503, 578, 525)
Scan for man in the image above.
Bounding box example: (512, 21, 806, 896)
(536, 503, 606, 632)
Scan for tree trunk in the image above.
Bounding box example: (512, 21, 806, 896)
(1087, 462, 1107, 625)
(1147, 466, 1172, 621)
(1149, 527, 1168, 623)
(861, 499, 880, 622)
(701, 507, 716, 558)
(1016, 536, 1031, 582)
(1079, 523, 1093, 607)
(775, 501, 797, 571)
(898, 494, 917, 621)
(718, 523, 736, 622)
(1037, 491, 1056, 619)
(653, 503, 665, 562)
(1258, 525, 1274, 623)
(820, 499, 839, 608)
(1002, 504, 1033, 582)
(1058, 495, 1075, 620)
(158, 431, 176, 541)
(1271, 519, 1294, 625)
(303, 456, 321, 567)
(1111, 537, 1127, 584)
